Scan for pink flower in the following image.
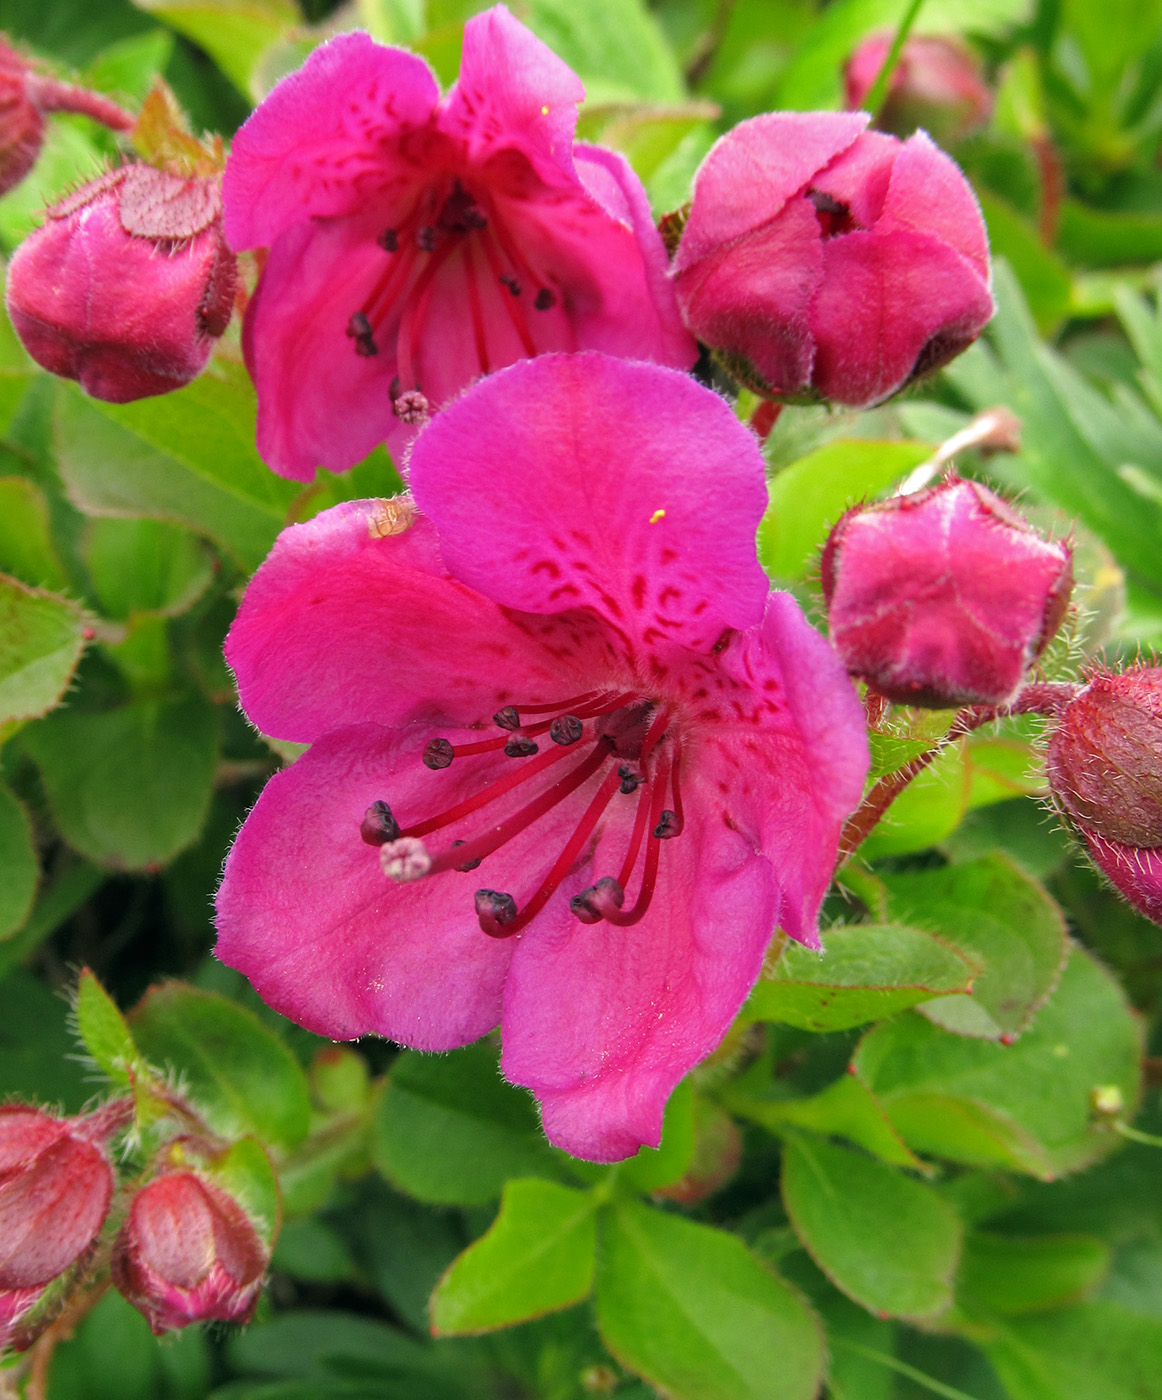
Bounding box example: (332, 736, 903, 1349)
(671, 112, 993, 407)
(112, 1172, 267, 1334)
(222, 5, 696, 482)
(214, 354, 868, 1162)
(822, 476, 1072, 708)
(844, 33, 993, 145)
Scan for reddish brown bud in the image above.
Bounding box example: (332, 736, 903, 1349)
(112, 1172, 267, 1334)
(845, 33, 994, 145)
(0, 41, 43, 196)
(822, 476, 1073, 708)
(6, 164, 237, 402)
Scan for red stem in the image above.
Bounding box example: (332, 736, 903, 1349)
(29, 77, 134, 132)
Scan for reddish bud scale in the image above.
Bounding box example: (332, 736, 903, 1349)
(6, 164, 237, 403)
(821, 476, 1073, 708)
(112, 1172, 267, 1334)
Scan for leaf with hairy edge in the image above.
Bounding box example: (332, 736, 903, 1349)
(75, 968, 141, 1088)
(0, 574, 84, 725)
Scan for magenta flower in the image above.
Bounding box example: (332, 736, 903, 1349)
(214, 354, 868, 1162)
(671, 112, 993, 407)
(222, 6, 695, 482)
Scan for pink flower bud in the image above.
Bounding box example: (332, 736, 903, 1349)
(672, 113, 993, 407)
(0, 1106, 117, 1293)
(844, 33, 993, 144)
(6, 164, 237, 403)
(821, 476, 1073, 708)
(0, 1285, 43, 1352)
(112, 1172, 267, 1333)
(0, 41, 44, 196)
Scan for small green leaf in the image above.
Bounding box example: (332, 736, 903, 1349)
(526, 0, 682, 103)
(0, 782, 37, 940)
(595, 1201, 824, 1400)
(0, 478, 68, 590)
(75, 967, 141, 1087)
(957, 1232, 1110, 1317)
(745, 924, 978, 1032)
(619, 1076, 697, 1191)
(0, 574, 85, 725)
(782, 1136, 962, 1320)
(131, 982, 311, 1149)
(22, 695, 219, 870)
(860, 745, 969, 860)
(82, 517, 215, 620)
(758, 439, 932, 583)
(430, 1178, 597, 1335)
(372, 1039, 560, 1206)
(131, 0, 297, 96)
(984, 1301, 1162, 1400)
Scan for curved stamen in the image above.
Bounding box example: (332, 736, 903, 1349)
(478, 224, 538, 356)
(396, 235, 457, 390)
(602, 753, 671, 927)
(403, 740, 579, 840)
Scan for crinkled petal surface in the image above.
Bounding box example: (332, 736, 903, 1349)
(223, 31, 439, 251)
(408, 353, 769, 659)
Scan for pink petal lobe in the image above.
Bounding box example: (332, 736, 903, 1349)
(223, 32, 438, 251)
(215, 724, 517, 1047)
(876, 132, 990, 282)
(441, 4, 584, 182)
(408, 354, 769, 659)
(226, 499, 589, 744)
(808, 227, 994, 407)
(674, 111, 868, 268)
(812, 129, 900, 227)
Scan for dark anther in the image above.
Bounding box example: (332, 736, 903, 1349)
(360, 800, 400, 846)
(417, 225, 440, 252)
(617, 764, 642, 795)
(438, 182, 488, 233)
(499, 274, 521, 296)
(388, 376, 401, 401)
(534, 288, 557, 311)
(451, 839, 482, 872)
(346, 311, 377, 357)
(654, 809, 683, 839)
(423, 738, 454, 770)
(570, 876, 624, 924)
(377, 228, 399, 252)
(549, 714, 584, 746)
(504, 735, 539, 758)
(493, 705, 520, 731)
(475, 889, 518, 928)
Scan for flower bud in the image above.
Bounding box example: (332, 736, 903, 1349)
(0, 41, 44, 196)
(112, 1171, 267, 1333)
(672, 113, 993, 407)
(0, 1105, 118, 1294)
(6, 163, 237, 403)
(0, 1285, 43, 1352)
(844, 33, 993, 145)
(821, 476, 1073, 708)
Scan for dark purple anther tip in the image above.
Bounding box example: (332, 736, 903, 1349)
(493, 705, 520, 731)
(504, 735, 539, 758)
(534, 288, 556, 311)
(653, 809, 683, 839)
(417, 225, 439, 252)
(570, 876, 624, 924)
(617, 764, 642, 794)
(377, 228, 399, 252)
(346, 311, 377, 357)
(451, 839, 482, 871)
(360, 800, 400, 846)
(500, 274, 521, 297)
(549, 714, 584, 747)
(423, 738, 454, 770)
(475, 888, 517, 928)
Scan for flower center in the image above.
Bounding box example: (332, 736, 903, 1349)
(360, 691, 684, 939)
(346, 176, 562, 420)
(807, 189, 858, 239)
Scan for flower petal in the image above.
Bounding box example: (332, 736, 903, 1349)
(808, 227, 994, 407)
(408, 353, 770, 661)
(215, 724, 517, 1046)
(876, 131, 990, 283)
(812, 129, 900, 227)
(223, 32, 439, 252)
(226, 498, 593, 743)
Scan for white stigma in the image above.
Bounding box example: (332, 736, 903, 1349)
(379, 837, 432, 883)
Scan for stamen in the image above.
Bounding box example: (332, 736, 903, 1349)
(451, 839, 482, 871)
(499, 274, 520, 296)
(404, 741, 580, 839)
(549, 715, 584, 746)
(434, 695, 633, 763)
(417, 225, 440, 251)
(423, 738, 454, 770)
(654, 810, 682, 839)
(516, 691, 601, 715)
(534, 288, 557, 311)
(378, 228, 399, 252)
(570, 876, 624, 924)
(494, 706, 520, 730)
(380, 837, 432, 882)
(360, 801, 400, 846)
(346, 311, 378, 357)
(475, 889, 517, 930)
(618, 764, 642, 794)
(478, 226, 537, 357)
(616, 770, 656, 888)
(462, 241, 491, 375)
(396, 237, 456, 391)
(602, 754, 671, 926)
(504, 735, 539, 758)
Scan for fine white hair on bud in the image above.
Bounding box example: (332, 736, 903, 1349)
(379, 837, 432, 883)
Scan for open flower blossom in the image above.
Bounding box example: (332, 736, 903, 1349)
(214, 354, 868, 1162)
(222, 5, 695, 481)
(671, 111, 993, 407)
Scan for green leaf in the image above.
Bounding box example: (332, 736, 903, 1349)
(745, 924, 977, 1032)
(75, 967, 141, 1087)
(595, 1200, 824, 1400)
(371, 1039, 560, 1206)
(0, 782, 36, 940)
(619, 1075, 697, 1191)
(0, 967, 87, 1111)
(131, 982, 311, 1149)
(430, 1178, 597, 1335)
(859, 745, 969, 860)
(83, 29, 177, 104)
(131, 0, 297, 96)
(984, 1302, 1162, 1400)
(54, 371, 300, 572)
(0, 574, 85, 725)
(82, 517, 215, 620)
(782, 1136, 962, 1320)
(879, 854, 1069, 1041)
(957, 1232, 1110, 1317)
(526, 0, 683, 103)
(0, 478, 68, 590)
(851, 944, 1143, 1178)
(757, 439, 932, 583)
(22, 695, 219, 870)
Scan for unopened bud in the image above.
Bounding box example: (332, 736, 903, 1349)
(822, 476, 1073, 707)
(0, 1285, 43, 1352)
(0, 41, 43, 196)
(845, 33, 993, 144)
(111, 1171, 267, 1334)
(6, 164, 237, 403)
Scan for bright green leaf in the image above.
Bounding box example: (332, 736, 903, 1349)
(979, 191, 1072, 335)
(206, 1135, 282, 1249)
(131, 0, 297, 95)
(0, 478, 68, 590)
(526, 0, 683, 103)
(984, 1302, 1162, 1400)
(958, 1231, 1110, 1317)
(596, 1200, 824, 1400)
(82, 517, 215, 620)
(430, 1178, 597, 1335)
(131, 983, 311, 1150)
(620, 1076, 697, 1191)
(75, 967, 141, 1087)
(859, 744, 969, 860)
(0, 782, 37, 940)
(0, 574, 85, 725)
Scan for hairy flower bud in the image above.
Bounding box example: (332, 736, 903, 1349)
(844, 33, 993, 144)
(6, 164, 237, 403)
(0, 41, 43, 196)
(112, 1171, 267, 1333)
(821, 476, 1073, 708)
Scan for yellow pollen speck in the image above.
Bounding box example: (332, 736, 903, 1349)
(649, 508, 666, 524)
(541, 104, 550, 115)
